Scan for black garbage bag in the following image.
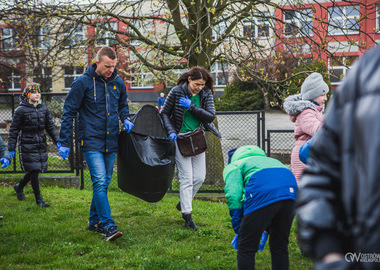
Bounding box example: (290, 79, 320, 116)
(117, 104, 175, 202)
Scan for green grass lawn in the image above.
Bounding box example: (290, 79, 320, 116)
(0, 186, 312, 270)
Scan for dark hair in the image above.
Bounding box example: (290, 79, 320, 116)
(96, 46, 117, 62)
(177, 66, 214, 94)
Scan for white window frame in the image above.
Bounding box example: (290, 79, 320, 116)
(284, 9, 313, 37)
(130, 71, 154, 89)
(38, 26, 51, 50)
(328, 56, 358, 86)
(377, 6, 380, 33)
(328, 5, 360, 36)
(212, 17, 229, 41)
(211, 61, 228, 87)
(97, 21, 117, 47)
(63, 24, 86, 47)
(129, 20, 152, 46)
(7, 70, 21, 91)
(33, 67, 52, 91)
(2, 27, 19, 51)
(243, 13, 270, 39)
(64, 66, 84, 90)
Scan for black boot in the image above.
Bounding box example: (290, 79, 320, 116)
(176, 202, 181, 211)
(35, 194, 50, 207)
(182, 213, 198, 231)
(13, 183, 25, 201)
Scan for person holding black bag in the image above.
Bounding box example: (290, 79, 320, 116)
(161, 66, 221, 230)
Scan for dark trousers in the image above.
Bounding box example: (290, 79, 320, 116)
(19, 170, 40, 195)
(237, 199, 295, 270)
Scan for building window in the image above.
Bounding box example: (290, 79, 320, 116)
(212, 17, 228, 41)
(377, 6, 380, 32)
(243, 14, 270, 39)
(328, 5, 360, 35)
(329, 56, 358, 85)
(64, 66, 84, 89)
(63, 24, 85, 47)
(129, 20, 152, 45)
(33, 26, 51, 49)
(164, 68, 187, 88)
(1, 27, 19, 51)
(284, 9, 313, 37)
(130, 69, 154, 89)
(38, 27, 51, 49)
(33, 67, 52, 91)
(97, 21, 117, 46)
(211, 61, 228, 87)
(4, 70, 22, 91)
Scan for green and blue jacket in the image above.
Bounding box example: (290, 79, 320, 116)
(223, 145, 297, 233)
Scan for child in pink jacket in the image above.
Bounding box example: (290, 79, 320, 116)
(283, 73, 329, 184)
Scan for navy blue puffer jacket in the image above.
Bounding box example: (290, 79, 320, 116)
(59, 63, 130, 153)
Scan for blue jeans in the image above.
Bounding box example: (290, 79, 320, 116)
(83, 151, 117, 229)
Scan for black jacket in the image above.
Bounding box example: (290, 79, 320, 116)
(160, 83, 221, 138)
(297, 46, 380, 269)
(8, 97, 59, 172)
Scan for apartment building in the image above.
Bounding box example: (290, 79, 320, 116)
(0, 0, 378, 100)
(274, 0, 380, 87)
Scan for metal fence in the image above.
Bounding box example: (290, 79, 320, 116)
(0, 93, 77, 174)
(0, 93, 295, 193)
(169, 111, 264, 193)
(265, 130, 295, 166)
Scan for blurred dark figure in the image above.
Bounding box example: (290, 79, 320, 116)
(297, 45, 380, 269)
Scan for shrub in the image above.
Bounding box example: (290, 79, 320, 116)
(215, 80, 265, 111)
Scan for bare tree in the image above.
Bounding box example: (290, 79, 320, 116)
(0, 0, 88, 92)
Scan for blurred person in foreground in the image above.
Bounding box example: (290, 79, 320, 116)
(297, 45, 380, 269)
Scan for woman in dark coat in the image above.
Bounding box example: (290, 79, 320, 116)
(8, 83, 60, 207)
(161, 66, 221, 230)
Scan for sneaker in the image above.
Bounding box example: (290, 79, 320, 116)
(88, 222, 106, 235)
(104, 226, 123, 241)
(0, 214, 3, 219)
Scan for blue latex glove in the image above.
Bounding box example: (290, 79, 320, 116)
(59, 146, 70, 160)
(231, 234, 238, 250)
(179, 96, 191, 109)
(124, 119, 134, 133)
(56, 142, 61, 150)
(168, 132, 177, 142)
(258, 231, 268, 251)
(9, 151, 15, 161)
(299, 137, 313, 164)
(0, 158, 10, 168)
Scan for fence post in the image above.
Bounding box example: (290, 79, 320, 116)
(267, 130, 271, 157)
(261, 110, 266, 151)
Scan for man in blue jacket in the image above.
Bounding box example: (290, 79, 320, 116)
(59, 46, 134, 241)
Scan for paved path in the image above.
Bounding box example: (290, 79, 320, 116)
(264, 109, 294, 131)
